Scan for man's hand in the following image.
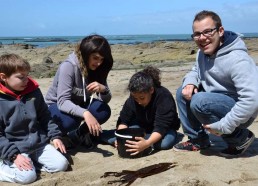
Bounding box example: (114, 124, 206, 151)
(182, 84, 198, 100)
(203, 124, 222, 136)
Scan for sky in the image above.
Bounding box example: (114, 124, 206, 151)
(1, 0, 258, 36)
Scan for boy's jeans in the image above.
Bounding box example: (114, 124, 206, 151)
(0, 144, 68, 184)
(176, 86, 254, 147)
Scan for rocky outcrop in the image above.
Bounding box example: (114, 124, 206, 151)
(0, 38, 257, 78)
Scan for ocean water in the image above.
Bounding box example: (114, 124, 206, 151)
(0, 33, 257, 48)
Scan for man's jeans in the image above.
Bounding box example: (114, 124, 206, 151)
(176, 86, 254, 147)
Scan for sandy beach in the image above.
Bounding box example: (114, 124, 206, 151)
(1, 40, 258, 186)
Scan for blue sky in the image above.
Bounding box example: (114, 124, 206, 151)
(1, 0, 258, 36)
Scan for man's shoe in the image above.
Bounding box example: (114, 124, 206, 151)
(220, 131, 255, 157)
(173, 140, 210, 152)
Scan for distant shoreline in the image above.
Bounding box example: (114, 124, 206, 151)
(0, 37, 257, 79)
(1, 33, 258, 48)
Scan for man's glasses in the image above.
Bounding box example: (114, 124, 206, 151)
(191, 27, 218, 40)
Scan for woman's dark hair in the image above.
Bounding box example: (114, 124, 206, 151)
(128, 66, 161, 93)
(75, 34, 113, 84)
(193, 10, 222, 28)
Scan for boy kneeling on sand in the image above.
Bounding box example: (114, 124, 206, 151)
(0, 54, 68, 184)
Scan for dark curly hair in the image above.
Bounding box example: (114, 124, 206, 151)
(128, 66, 161, 93)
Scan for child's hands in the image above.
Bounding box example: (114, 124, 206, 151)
(114, 124, 128, 148)
(125, 137, 150, 155)
(53, 138, 67, 154)
(117, 124, 128, 130)
(14, 154, 33, 171)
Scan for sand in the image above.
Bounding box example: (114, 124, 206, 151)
(1, 41, 258, 186)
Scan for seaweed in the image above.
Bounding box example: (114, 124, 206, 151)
(101, 162, 178, 185)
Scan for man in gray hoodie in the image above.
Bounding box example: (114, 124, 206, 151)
(173, 10, 258, 157)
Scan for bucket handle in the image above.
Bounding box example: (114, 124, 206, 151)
(115, 132, 133, 139)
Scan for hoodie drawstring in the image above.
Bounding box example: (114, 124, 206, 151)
(82, 77, 86, 103)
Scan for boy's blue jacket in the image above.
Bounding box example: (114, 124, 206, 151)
(0, 77, 62, 161)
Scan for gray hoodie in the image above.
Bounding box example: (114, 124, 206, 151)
(45, 52, 111, 118)
(182, 31, 258, 134)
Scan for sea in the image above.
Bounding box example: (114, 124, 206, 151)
(0, 33, 257, 48)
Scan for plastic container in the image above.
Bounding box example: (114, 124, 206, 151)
(115, 128, 145, 158)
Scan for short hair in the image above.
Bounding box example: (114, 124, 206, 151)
(0, 54, 30, 77)
(193, 10, 222, 28)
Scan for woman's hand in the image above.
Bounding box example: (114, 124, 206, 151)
(86, 82, 106, 93)
(14, 154, 33, 171)
(125, 137, 150, 155)
(83, 111, 102, 136)
(53, 138, 67, 154)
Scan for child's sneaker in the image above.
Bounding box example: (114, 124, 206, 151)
(173, 140, 210, 152)
(219, 131, 255, 157)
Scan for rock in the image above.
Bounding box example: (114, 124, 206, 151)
(43, 56, 53, 64)
(0, 38, 257, 79)
(190, 49, 196, 55)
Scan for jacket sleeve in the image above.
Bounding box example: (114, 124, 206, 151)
(97, 80, 112, 103)
(57, 62, 87, 118)
(0, 120, 20, 160)
(182, 51, 201, 88)
(153, 90, 180, 136)
(36, 89, 62, 140)
(117, 97, 135, 127)
(210, 56, 258, 134)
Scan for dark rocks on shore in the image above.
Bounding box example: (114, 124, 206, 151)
(24, 38, 69, 42)
(0, 39, 257, 79)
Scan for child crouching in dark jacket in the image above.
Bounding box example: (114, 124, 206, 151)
(101, 66, 180, 157)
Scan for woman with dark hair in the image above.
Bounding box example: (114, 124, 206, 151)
(45, 34, 113, 149)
